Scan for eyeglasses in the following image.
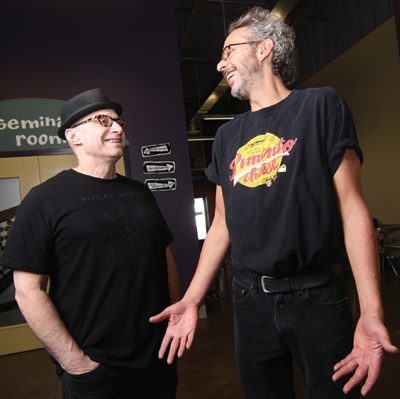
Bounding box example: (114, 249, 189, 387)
(72, 114, 127, 129)
(221, 40, 261, 61)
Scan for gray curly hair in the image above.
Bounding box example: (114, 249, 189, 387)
(229, 7, 297, 87)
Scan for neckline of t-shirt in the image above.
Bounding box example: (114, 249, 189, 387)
(247, 89, 300, 119)
(66, 169, 122, 183)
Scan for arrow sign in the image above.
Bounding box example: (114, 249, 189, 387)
(143, 161, 176, 174)
(141, 142, 171, 157)
(145, 178, 177, 192)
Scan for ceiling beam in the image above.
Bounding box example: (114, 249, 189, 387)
(271, 0, 299, 19)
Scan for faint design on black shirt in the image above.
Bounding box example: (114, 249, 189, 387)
(98, 201, 154, 262)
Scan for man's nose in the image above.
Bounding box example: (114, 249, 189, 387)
(217, 59, 227, 72)
(111, 121, 124, 133)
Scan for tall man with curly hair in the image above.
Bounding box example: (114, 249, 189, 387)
(151, 7, 398, 399)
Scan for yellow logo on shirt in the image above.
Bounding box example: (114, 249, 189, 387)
(229, 133, 297, 188)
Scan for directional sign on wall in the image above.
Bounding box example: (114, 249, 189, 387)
(145, 178, 177, 192)
(141, 142, 171, 157)
(143, 161, 175, 174)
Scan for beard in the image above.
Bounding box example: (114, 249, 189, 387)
(230, 53, 263, 100)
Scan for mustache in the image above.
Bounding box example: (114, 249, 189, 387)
(223, 66, 237, 79)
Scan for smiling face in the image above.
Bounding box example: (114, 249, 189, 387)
(217, 27, 263, 100)
(66, 108, 125, 163)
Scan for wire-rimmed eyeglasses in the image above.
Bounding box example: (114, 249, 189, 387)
(221, 40, 261, 61)
(72, 114, 127, 130)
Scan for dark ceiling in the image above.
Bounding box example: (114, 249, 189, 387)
(174, 0, 396, 133)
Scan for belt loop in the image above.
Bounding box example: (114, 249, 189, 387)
(290, 277, 298, 292)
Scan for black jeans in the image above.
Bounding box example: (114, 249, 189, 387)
(60, 360, 177, 399)
(232, 273, 360, 399)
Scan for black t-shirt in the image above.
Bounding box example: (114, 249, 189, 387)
(1, 169, 172, 367)
(206, 87, 362, 277)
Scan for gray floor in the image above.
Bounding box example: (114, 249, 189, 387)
(0, 269, 399, 399)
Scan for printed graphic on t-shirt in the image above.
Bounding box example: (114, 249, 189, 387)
(229, 133, 297, 188)
(97, 200, 153, 262)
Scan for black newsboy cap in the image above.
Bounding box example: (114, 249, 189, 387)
(58, 88, 122, 139)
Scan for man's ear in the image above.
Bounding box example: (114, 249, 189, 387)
(257, 38, 274, 62)
(65, 128, 82, 145)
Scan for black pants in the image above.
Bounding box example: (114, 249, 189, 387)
(233, 274, 359, 399)
(60, 360, 177, 399)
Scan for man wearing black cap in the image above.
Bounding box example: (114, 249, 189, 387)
(0, 88, 180, 398)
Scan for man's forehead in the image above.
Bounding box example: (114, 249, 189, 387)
(223, 27, 249, 47)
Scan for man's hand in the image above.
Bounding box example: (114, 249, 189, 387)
(332, 316, 399, 396)
(149, 301, 199, 364)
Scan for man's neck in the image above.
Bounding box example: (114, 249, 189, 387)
(249, 75, 291, 112)
(74, 159, 118, 180)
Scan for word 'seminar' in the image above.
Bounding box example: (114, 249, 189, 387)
(0, 116, 61, 131)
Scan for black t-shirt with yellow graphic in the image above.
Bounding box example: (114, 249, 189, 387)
(206, 87, 362, 277)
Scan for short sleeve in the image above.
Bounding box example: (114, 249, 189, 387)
(324, 90, 363, 174)
(0, 188, 53, 274)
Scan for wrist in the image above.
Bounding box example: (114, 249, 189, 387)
(59, 350, 88, 372)
(359, 309, 384, 320)
(181, 296, 201, 309)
